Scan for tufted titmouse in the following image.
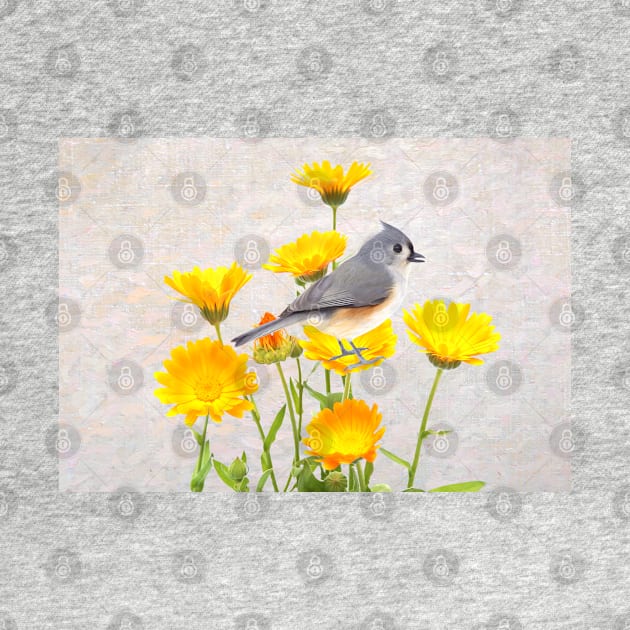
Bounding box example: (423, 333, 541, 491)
(232, 222, 425, 368)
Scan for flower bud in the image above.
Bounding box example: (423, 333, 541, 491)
(228, 456, 248, 482)
(324, 471, 348, 492)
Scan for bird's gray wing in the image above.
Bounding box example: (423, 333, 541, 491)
(281, 257, 393, 315)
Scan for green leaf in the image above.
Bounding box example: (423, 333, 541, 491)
(429, 481, 486, 493)
(364, 461, 374, 487)
(237, 477, 250, 492)
(192, 429, 204, 447)
(289, 378, 302, 415)
(260, 451, 272, 472)
(190, 457, 212, 490)
(380, 447, 411, 470)
(256, 469, 274, 492)
(263, 405, 286, 451)
(421, 429, 452, 439)
(403, 488, 425, 492)
(296, 460, 326, 492)
(212, 458, 238, 491)
(348, 465, 358, 492)
(323, 392, 343, 410)
(304, 383, 328, 406)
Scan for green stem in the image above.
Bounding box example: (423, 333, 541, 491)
(407, 368, 443, 489)
(296, 357, 304, 439)
(356, 460, 367, 492)
(332, 205, 337, 231)
(191, 413, 209, 492)
(342, 372, 352, 402)
(249, 395, 279, 492)
(276, 362, 300, 467)
(325, 368, 331, 395)
(214, 323, 223, 344)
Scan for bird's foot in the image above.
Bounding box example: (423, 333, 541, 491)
(329, 339, 357, 361)
(343, 355, 385, 372)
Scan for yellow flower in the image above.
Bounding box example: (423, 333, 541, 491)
(252, 312, 301, 364)
(299, 319, 396, 375)
(303, 399, 385, 470)
(154, 338, 257, 426)
(164, 262, 251, 325)
(291, 160, 372, 209)
(263, 230, 347, 282)
(403, 299, 501, 369)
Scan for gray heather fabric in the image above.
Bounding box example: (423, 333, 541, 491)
(0, 1, 629, 629)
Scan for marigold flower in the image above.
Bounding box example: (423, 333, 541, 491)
(299, 319, 396, 375)
(164, 262, 251, 325)
(291, 160, 372, 209)
(263, 230, 347, 282)
(303, 399, 385, 470)
(252, 312, 301, 364)
(154, 338, 257, 426)
(403, 299, 501, 369)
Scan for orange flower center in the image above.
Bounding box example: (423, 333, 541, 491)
(195, 380, 222, 402)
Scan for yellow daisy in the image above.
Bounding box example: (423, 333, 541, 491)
(263, 230, 347, 282)
(403, 299, 501, 369)
(291, 160, 372, 209)
(303, 399, 385, 470)
(299, 319, 396, 375)
(252, 312, 302, 364)
(164, 262, 251, 325)
(154, 338, 257, 426)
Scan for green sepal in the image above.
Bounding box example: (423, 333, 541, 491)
(212, 458, 239, 491)
(370, 483, 392, 493)
(403, 488, 425, 492)
(364, 461, 375, 487)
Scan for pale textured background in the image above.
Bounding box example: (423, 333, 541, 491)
(59, 137, 571, 492)
(1, 1, 629, 628)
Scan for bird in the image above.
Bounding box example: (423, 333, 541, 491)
(231, 221, 425, 369)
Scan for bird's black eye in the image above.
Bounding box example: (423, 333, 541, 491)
(393, 243, 403, 253)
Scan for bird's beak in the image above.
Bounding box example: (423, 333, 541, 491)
(408, 252, 426, 263)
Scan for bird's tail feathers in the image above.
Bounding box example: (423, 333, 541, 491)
(231, 312, 304, 347)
